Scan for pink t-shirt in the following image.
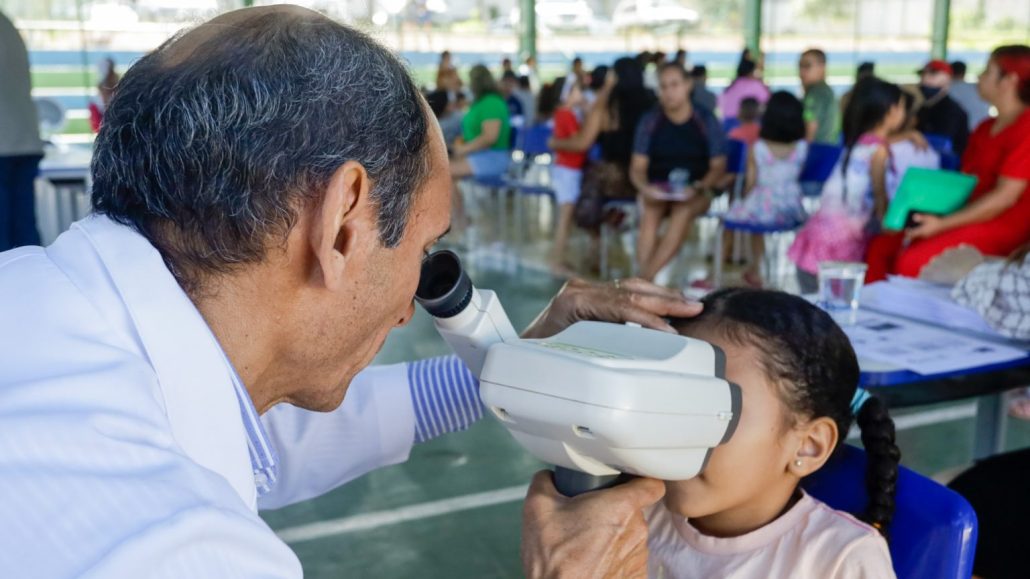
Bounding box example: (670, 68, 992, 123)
(717, 77, 771, 119)
(646, 491, 895, 579)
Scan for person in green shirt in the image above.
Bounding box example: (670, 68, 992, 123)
(799, 49, 840, 144)
(449, 64, 512, 228)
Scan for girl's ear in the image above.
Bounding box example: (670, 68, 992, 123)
(789, 417, 839, 477)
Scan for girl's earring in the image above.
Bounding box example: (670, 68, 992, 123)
(794, 459, 803, 467)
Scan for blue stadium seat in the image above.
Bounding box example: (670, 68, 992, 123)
(803, 445, 978, 579)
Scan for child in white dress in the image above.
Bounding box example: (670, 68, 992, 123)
(725, 91, 809, 286)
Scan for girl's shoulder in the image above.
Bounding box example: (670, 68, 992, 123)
(803, 495, 895, 577)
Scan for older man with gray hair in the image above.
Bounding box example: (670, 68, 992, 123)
(0, 5, 698, 577)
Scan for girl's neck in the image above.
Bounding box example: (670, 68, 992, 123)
(666, 101, 693, 123)
(685, 481, 801, 538)
(868, 123, 892, 140)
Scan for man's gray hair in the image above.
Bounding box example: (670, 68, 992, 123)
(91, 10, 431, 293)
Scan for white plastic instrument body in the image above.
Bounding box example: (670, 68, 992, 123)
(478, 321, 740, 481)
(416, 250, 739, 491)
(432, 288, 517, 377)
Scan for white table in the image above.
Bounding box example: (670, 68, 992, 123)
(36, 145, 93, 244)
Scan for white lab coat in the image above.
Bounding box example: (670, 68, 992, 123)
(0, 215, 417, 577)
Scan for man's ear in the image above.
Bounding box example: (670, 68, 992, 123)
(788, 416, 839, 477)
(310, 161, 370, 291)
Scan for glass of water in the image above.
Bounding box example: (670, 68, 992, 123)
(817, 261, 868, 325)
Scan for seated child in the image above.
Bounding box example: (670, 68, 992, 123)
(651, 288, 899, 578)
(788, 78, 907, 293)
(728, 97, 762, 146)
(725, 91, 809, 287)
(550, 79, 589, 276)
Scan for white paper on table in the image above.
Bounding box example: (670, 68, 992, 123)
(842, 310, 1027, 375)
(860, 277, 1000, 337)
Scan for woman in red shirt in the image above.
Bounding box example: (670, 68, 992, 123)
(866, 45, 1030, 281)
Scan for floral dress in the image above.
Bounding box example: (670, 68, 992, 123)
(725, 139, 808, 227)
(788, 134, 887, 275)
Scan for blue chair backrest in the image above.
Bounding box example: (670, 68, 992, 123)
(519, 124, 553, 158)
(800, 142, 843, 185)
(940, 151, 962, 171)
(802, 445, 978, 579)
(924, 133, 954, 155)
(726, 139, 747, 174)
(722, 117, 741, 135)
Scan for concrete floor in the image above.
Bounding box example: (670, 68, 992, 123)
(260, 189, 1030, 578)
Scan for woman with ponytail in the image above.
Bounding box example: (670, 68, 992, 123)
(867, 45, 1030, 282)
(646, 288, 899, 578)
(788, 78, 907, 293)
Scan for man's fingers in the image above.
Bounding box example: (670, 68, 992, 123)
(616, 279, 703, 318)
(594, 477, 666, 510)
(525, 470, 565, 511)
(618, 307, 677, 333)
(626, 291, 703, 319)
(618, 277, 687, 300)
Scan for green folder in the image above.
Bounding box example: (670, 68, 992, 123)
(883, 167, 978, 231)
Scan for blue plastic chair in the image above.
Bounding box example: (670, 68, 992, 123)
(517, 124, 553, 159)
(726, 138, 748, 175)
(924, 133, 955, 155)
(802, 445, 978, 579)
(722, 117, 741, 134)
(505, 124, 556, 247)
(940, 151, 962, 171)
(799, 142, 843, 193)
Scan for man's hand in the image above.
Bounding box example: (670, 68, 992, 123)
(521, 471, 665, 579)
(521, 277, 703, 339)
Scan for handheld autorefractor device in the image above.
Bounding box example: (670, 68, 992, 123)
(414, 250, 741, 496)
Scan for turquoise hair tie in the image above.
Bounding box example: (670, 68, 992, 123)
(851, 388, 872, 415)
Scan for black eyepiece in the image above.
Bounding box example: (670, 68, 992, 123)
(415, 250, 474, 318)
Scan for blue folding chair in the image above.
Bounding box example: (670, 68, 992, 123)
(924, 133, 955, 155)
(803, 445, 978, 579)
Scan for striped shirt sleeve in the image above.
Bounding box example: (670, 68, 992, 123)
(407, 355, 484, 443)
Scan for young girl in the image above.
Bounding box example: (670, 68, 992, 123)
(550, 79, 589, 276)
(725, 91, 809, 287)
(788, 78, 907, 293)
(886, 90, 940, 200)
(650, 288, 900, 578)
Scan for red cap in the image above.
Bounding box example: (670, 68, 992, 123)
(919, 59, 953, 76)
